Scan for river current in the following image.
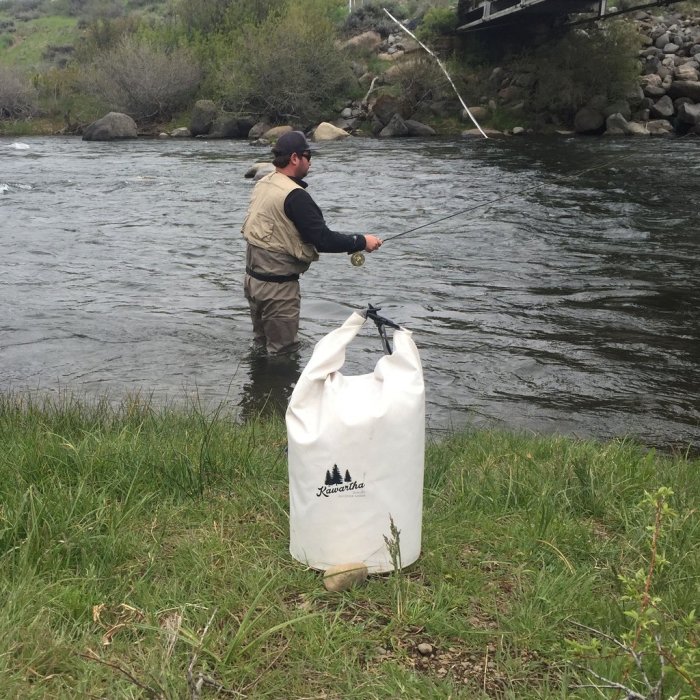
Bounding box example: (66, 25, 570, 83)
(1, 135, 698, 452)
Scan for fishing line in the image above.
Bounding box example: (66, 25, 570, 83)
(349, 144, 676, 267)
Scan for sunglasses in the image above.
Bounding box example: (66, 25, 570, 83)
(298, 151, 311, 161)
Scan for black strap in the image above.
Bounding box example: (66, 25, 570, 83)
(246, 266, 299, 283)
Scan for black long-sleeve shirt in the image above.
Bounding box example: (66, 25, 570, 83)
(284, 177, 366, 254)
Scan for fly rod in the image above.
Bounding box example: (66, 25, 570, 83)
(349, 146, 660, 267)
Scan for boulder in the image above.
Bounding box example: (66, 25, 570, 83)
(248, 121, 273, 139)
(605, 113, 629, 135)
(650, 95, 675, 118)
(313, 121, 351, 142)
(190, 100, 219, 137)
(372, 94, 404, 125)
(675, 63, 699, 81)
(498, 85, 525, 104)
(170, 127, 191, 138)
(626, 85, 645, 107)
(574, 106, 605, 134)
(655, 31, 670, 49)
(209, 116, 242, 139)
(678, 101, 700, 125)
(668, 80, 700, 101)
(379, 113, 409, 138)
(253, 164, 275, 181)
(82, 112, 137, 141)
(647, 119, 674, 136)
(341, 30, 382, 51)
(603, 99, 632, 120)
(405, 119, 436, 136)
(626, 121, 650, 136)
(263, 125, 294, 141)
(462, 106, 488, 122)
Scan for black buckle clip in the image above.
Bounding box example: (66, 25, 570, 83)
(365, 304, 400, 355)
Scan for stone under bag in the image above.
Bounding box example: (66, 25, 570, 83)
(286, 311, 425, 573)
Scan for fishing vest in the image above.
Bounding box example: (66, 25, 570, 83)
(242, 172, 319, 266)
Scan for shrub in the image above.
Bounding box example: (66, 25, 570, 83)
(390, 54, 452, 117)
(81, 35, 201, 121)
(216, 0, 354, 124)
(532, 21, 641, 116)
(417, 6, 457, 41)
(0, 65, 38, 118)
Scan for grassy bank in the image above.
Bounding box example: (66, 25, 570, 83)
(0, 393, 697, 698)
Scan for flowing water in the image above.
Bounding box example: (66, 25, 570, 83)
(1, 135, 698, 452)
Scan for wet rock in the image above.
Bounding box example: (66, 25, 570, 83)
(262, 125, 294, 141)
(605, 113, 629, 135)
(248, 121, 272, 139)
(313, 121, 351, 142)
(574, 106, 605, 134)
(190, 99, 218, 137)
(668, 80, 700, 101)
(647, 119, 674, 136)
(405, 119, 436, 137)
(678, 101, 700, 125)
(650, 95, 675, 118)
(379, 113, 409, 138)
(244, 162, 274, 180)
(82, 112, 137, 141)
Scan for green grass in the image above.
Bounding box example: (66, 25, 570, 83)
(0, 392, 698, 698)
(0, 15, 79, 70)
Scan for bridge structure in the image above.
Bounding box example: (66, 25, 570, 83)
(456, 0, 686, 32)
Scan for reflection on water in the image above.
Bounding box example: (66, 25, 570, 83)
(239, 350, 300, 421)
(1, 135, 698, 453)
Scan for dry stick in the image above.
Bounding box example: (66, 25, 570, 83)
(78, 653, 163, 698)
(187, 608, 233, 700)
(382, 8, 489, 139)
(362, 75, 379, 107)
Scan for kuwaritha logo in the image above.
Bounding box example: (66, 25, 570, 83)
(316, 464, 365, 498)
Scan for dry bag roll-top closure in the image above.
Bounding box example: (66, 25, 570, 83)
(286, 311, 425, 574)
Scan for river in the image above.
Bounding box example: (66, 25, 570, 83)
(1, 135, 698, 452)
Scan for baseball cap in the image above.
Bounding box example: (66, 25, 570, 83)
(272, 130, 312, 156)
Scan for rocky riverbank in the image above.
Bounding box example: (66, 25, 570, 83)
(80, 6, 700, 143)
(571, 8, 700, 137)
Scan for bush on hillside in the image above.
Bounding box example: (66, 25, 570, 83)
(175, 0, 282, 35)
(81, 35, 201, 121)
(532, 21, 641, 117)
(216, 1, 354, 124)
(417, 6, 457, 41)
(391, 54, 452, 117)
(0, 65, 38, 118)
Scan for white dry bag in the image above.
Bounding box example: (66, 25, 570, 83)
(286, 311, 425, 573)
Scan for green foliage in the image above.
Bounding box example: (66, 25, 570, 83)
(0, 15, 78, 69)
(389, 54, 451, 118)
(81, 34, 201, 121)
(416, 5, 457, 42)
(74, 14, 142, 59)
(568, 488, 700, 699)
(532, 20, 641, 116)
(215, 0, 354, 124)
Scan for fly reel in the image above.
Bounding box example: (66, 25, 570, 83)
(350, 251, 366, 267)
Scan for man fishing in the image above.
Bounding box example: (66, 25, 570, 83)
(242, 130, 383, 355)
